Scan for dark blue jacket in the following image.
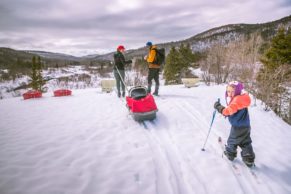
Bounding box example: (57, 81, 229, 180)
(222, 93, 251, 128)
(228, 108, 250, 128)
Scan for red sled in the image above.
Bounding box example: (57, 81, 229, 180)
(23, 90, 42, 100)
(126, 86, 158, 121)
(54, 89, 72, 97)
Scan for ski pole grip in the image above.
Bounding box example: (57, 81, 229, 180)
(217, 98, 220, 103)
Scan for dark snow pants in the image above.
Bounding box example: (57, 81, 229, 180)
(147, 68, 159, 94)
(226, 126, 255, 160)
(114, 70, 125, 94)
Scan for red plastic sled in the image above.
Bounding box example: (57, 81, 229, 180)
(54, 89, 72, 97)
(23, 90, 42, 100)
(126, 86, 158, 121)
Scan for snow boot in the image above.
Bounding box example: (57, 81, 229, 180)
(224, 150, 237, 161)
(242, 153, 255, 167)
(153, 92, 159, 96)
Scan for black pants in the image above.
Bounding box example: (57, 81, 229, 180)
(226, 126, 255, 159)
(114, 69, 125, 94)
(147, 68, 159, 94)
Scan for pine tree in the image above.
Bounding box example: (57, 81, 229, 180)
(31, 56, 38, 90)
(36, 56, 44, 91)
(261, 28, 291, 70)
(30, 56, 45, 91)
(163, 44, 197, 84)
(163, 46, 180, 85)
(256, 27, 291, 123)
(179, 43, 195, 79)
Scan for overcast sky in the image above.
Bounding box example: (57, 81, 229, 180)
(0, 0, 290, 56)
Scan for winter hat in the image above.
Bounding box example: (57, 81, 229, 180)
(117, 45, 125, 51)
(226, 81, 244, 97)
(146, 41, 152, 46)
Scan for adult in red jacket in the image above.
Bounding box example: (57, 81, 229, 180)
(113, 45, 132, 97)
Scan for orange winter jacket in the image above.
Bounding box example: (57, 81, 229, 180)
(222, 93, 251, 116)
(222, 93, 251, 127)
(146, 46, 160, 69)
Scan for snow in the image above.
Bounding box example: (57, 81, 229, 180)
(0, 76, 30, 98)
(0, 83, 291, 194)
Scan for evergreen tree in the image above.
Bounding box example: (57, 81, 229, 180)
(256, 27, 291, 123)
(30, 56, 45, 91)
(260, 28, 291, 70)
(163, 46, 180, 85)
(179, 43, 196, 67)
(37, 56, 45, 91)
(31, 56, 38, 90)
(179, 43, 195, 79)
(163, 44, 197, 84)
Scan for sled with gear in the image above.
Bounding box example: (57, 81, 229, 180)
(54, 89, 72, 97)
(23, 90, 42, 100)
(101, 79, 116, 93)
(126, 86, 158, 121)
(181, 78, 200, 88)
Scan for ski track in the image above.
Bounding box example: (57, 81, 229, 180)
(141, 121, 183, 194)
(133, 98, 210, 194)
(149, 119, 210, 194)
(235, 159, 275, 194)
(123, 104, 207, 194)
(113, 97, 167, 194)
(146, 120, 208, 194)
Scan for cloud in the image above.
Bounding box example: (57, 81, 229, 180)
(0, 0, 290, 56)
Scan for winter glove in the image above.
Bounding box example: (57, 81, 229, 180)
(214, 101, 225, 114)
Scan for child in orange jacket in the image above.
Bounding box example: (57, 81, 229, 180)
(214, 81, 255, 167)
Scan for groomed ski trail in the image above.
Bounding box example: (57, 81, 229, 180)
(142, 120, 209, 194)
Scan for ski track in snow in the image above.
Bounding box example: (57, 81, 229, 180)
(145, 120, 206, 194)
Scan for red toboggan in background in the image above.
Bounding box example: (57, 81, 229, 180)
(23, 90, 42, 100)
(54, 89, 72, 97)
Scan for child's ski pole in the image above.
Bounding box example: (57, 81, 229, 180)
(201, 98, 220, 151)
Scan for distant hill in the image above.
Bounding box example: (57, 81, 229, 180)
(0, 47, 83, 71)
(0, 47, 36, 69)
(25, 50, 81, 61)
(92, 15, 291, 62)
(183, 15, 291, 52)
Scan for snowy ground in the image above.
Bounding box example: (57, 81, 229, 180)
(0, 83, 291, 194)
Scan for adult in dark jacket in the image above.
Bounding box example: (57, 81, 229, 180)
(113, 45, 132, 97)
(145, 41, 160, 96)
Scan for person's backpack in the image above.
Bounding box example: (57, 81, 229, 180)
(153, 48, 165, 66)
